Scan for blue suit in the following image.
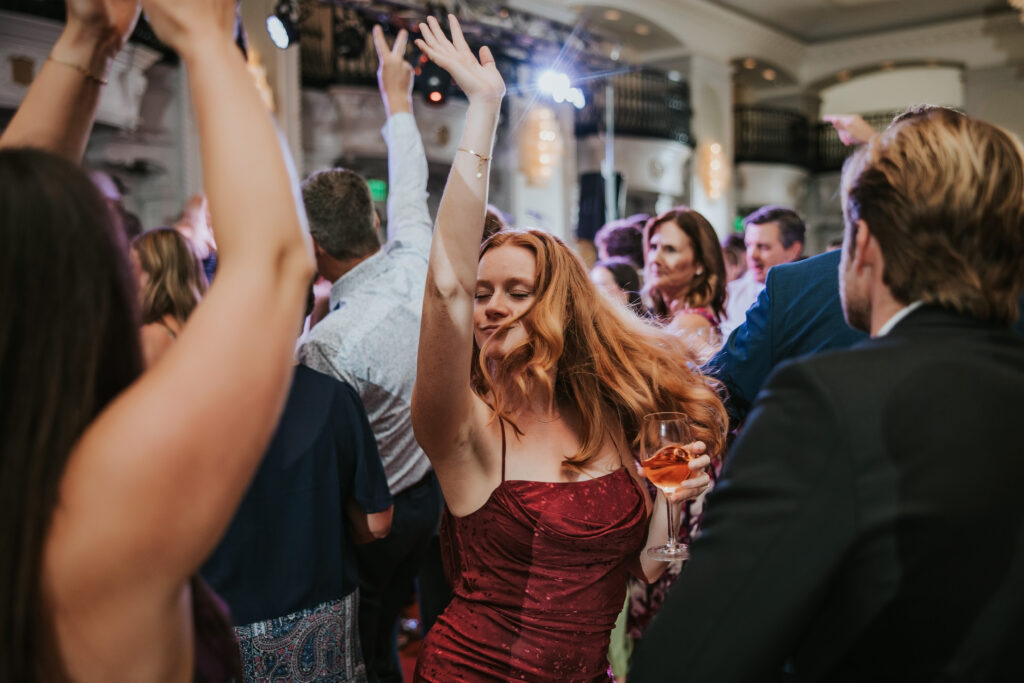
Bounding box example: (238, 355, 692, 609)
(704, 249, 867, 427)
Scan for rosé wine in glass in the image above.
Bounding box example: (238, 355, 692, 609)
(641, 444, 699, 492)
(640, 412, 698, 561)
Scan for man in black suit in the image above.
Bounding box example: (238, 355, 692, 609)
(632, 108, 1024, 681)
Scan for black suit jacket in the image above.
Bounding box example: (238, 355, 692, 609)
(633, 306, 1024, 682)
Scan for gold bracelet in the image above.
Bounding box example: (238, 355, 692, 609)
(48, 55, 108, 86)
(457, 147, 491, 179)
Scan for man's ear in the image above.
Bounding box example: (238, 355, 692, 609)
(851, 219, 876, 273)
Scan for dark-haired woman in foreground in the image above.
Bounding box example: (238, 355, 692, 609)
(409, 16, 726, 681)
(0, 0, 314, 679)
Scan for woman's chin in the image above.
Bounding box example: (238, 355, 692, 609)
(482, 344, 508, 360)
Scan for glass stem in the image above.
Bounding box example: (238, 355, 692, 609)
(665, 495, 678, 549)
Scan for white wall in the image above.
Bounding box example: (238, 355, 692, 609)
(687, 55, 735, 239)
(820, 66, 963, 116)
(735, 162, 809, 214)
(964, 64, 1024, 142)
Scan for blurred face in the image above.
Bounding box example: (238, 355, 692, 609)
(745, 221, 801, 284)
(590, 266, 628, 307)
(646, 221, 698, 299)
(474, 244, 537, 358)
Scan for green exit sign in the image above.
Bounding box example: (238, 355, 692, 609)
(367, 178, 388, 202)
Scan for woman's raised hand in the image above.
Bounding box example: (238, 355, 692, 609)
(415, 14, 505, 104)
(139, 0, 236, 56)
(64, 0, 142, 52)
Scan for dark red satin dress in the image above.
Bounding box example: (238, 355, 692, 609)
(414, 434, 648, 682)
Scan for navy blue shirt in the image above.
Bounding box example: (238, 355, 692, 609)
(202, 365, 392, 626)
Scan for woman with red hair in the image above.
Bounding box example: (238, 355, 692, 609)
(410, 16, 727, 681)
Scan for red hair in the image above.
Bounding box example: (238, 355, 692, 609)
(471, 229, 726, 467)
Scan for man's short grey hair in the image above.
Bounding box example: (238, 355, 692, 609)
(302, 168, 380, 260)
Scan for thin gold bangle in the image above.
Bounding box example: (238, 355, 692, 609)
(457, 147, 491, 178)
(48, 55, 108, 86)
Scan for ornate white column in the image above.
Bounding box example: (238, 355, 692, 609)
(687, 54, 735, 239)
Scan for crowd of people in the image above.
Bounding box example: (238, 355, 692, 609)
(2, 2, 1024, 682)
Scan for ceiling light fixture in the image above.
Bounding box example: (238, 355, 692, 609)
(333, 8, 368, 59)
(417, 56, 452, 105)
(266, 0, 300, 50)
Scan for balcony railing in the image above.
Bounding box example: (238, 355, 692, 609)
(736, 106, 909, 172)
(574, 70, 693, 146)
(734, 106, 810, 167)
(812, 110, 903, 172)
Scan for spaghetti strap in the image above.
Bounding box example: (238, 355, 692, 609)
(499, 417, 506, 483)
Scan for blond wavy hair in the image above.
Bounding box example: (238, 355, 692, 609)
(470, 229, 727, 467)
(132, 228, 207, 326)
(842, 107, 1024, 324)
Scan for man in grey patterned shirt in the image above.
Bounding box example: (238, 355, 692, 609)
(296, 26, 440, 683)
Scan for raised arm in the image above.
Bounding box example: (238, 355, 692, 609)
(823, 114, 876, 147)
(0, 0, 141, 161)
(47, 0, 314, 609)
(410, 16, 504, 460)
(374, 25, 433, 248)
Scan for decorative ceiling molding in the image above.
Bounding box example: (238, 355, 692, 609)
(801, 12, 1024, 84)
(516, 0, 807, 72)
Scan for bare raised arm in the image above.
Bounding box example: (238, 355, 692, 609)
(0, 0, 141, 161)
(410, 15, 504, 463)
(46, 0, 314, 609)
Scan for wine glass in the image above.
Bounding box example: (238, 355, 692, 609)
(640, 412, 699, 561)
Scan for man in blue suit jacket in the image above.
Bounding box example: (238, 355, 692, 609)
(704, 249, 867, 427)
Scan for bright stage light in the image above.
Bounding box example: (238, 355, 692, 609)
(537, 70, 586, 109)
